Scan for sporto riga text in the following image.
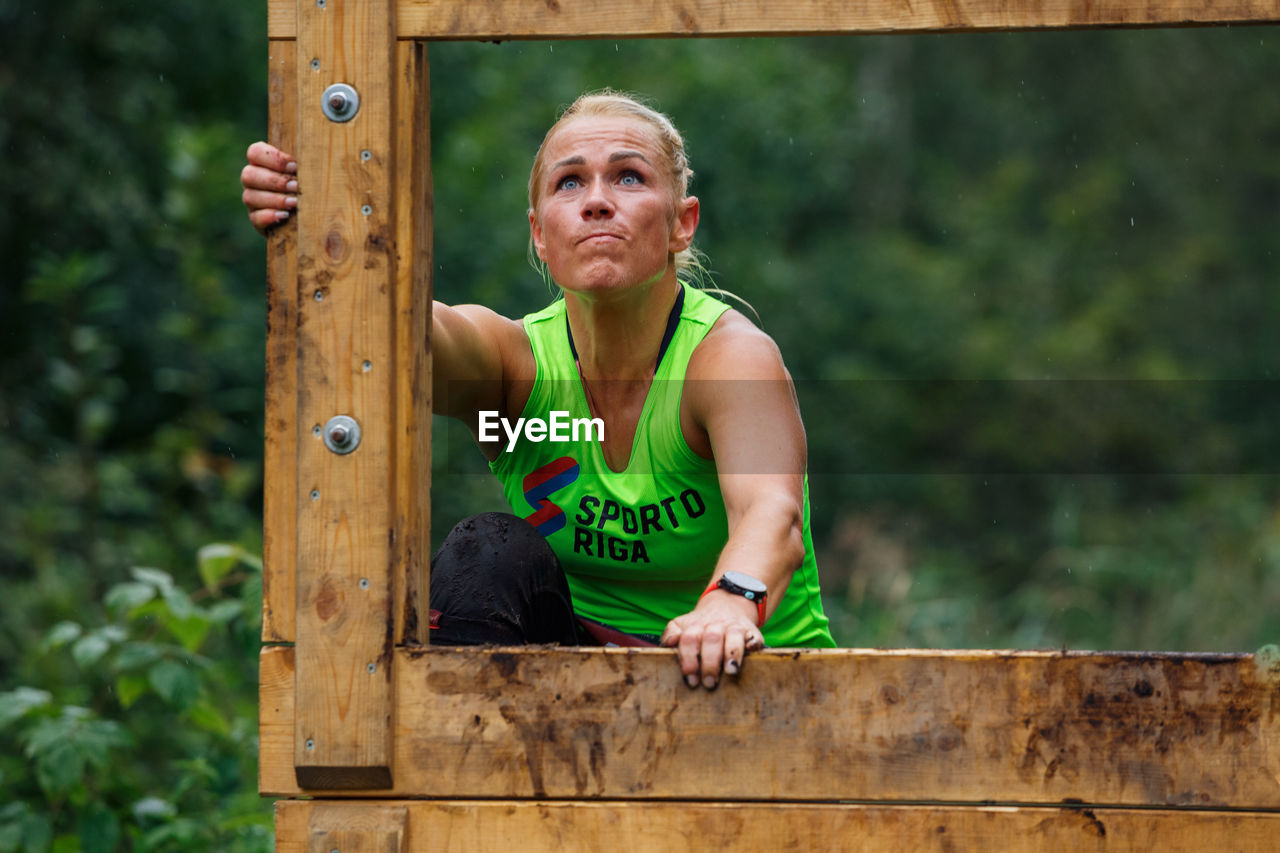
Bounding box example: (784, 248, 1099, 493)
(478, 410, 605, 452)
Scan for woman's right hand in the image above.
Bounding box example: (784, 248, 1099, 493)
(241, 142, 298, 234)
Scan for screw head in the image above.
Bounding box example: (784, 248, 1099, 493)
(367, 663, 376, 674)
(305, 738, 315, 750)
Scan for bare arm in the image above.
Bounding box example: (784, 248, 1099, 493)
(660, 315, 808, 688)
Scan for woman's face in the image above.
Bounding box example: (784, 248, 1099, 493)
(529, 116, 698, 298)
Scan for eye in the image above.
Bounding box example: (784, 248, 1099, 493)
(619, 170, 644, 186)
(556, 175, 581, 191)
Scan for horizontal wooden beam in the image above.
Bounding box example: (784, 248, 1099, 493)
(268, 0, 1280, 39)
(260, 645, 1280, 805)
(275, 800, 1280, 852)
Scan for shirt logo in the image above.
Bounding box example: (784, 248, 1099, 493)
(522, 456, 580, 537)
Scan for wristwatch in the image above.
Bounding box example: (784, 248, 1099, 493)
(702, 570, 768, 626)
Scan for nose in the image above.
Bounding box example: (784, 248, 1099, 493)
(580, 180, 614, 219)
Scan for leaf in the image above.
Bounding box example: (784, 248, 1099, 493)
(148, 660, 200, 710)
(0, 803, 26, 853)
(78, 806, 120, 853)
(206, 599, 244, 624)
(197, 542, 241, 590)
(71, 633, 111, 668)
(0, 687, 51, 729)
(115, 673, 149, 709)
(184, 699, 230, 736)
(105, 581, 155, 613)
(42, 621, 82, 651)
(32, 738, 84, 796)
(131, 797, 176, 823)
(160, 585, 198, 622)
(162, 612, 211, 653)
(130, 566, 175, 595)
(20, 812, 51, 853)
(113, 641, 162, 671)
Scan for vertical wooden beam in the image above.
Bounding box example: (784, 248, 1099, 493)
(293, 0, 397, 789)
(306, 804, 408, 853)
(390, 39, 431, 646)
(263, 38, 299, 644)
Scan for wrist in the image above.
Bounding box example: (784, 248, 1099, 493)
(700, 571, 769, 626)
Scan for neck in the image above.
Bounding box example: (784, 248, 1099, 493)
(565, 270, 681, 382)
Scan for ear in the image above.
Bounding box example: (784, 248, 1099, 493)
(669, 195, 700, 254)
(529, 209, 548, 262)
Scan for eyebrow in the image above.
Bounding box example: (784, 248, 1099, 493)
(550, 150, 653, 170)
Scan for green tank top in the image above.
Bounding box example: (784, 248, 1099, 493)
(490, 284, 833, 647)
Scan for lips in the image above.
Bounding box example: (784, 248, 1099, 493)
(578, 232, 624, 245)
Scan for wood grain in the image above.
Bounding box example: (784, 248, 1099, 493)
(293, 0, 397, 789)
(275, 799, 1280, 852)
(260, 646, 1280, 804)
(306, 804, 407, 853)
(389, 40, 432, 646)
(263, 39, 299, 644)
(269, 0, 1280, 39)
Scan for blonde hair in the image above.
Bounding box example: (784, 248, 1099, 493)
(527, 89, 708, 285)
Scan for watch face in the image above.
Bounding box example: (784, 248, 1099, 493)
(721, 570, 767, 595)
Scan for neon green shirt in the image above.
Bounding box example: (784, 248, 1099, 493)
(490, 284, 833, 647)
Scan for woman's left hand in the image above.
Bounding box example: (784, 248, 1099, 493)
(660, 591, 765, 689)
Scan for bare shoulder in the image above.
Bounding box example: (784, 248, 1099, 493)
(688, 307, 790, 382)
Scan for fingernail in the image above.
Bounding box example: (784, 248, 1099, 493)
(276, 210, 290, 221)
(285, 196, 297, 207)
(286, 180, 298, 192)
(685, 674, 698, 688)
(702, 676, 717, 690)
(725, 659, 739, 675)
(286, 161, 297, 173)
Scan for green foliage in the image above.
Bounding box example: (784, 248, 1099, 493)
(0, 549, 270, 853)
(1, 5, 1278, 846)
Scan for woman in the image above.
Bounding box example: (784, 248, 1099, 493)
(242, 91, 834, 689)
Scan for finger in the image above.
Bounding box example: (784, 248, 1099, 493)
(698, 624, 726, 689)
(242, 188, 297, 213)
(241, 163, 298, 194)
(723, 626, 747, 676)
(249, 207, 292, 233)
(677, 628, 703, 688)
(247, 141, 297, 173)
(659, 619, 684, 648)
(745, 627, 765, 652)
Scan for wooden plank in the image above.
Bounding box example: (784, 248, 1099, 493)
(306, 803, 408, 853)
(268, 0, 1280, 39)
(275, 800, 1280, 852)
(389, 40, 432, 646)
(263, 38, 299, 645)
(259, 646, 1280, 804)
(293, 0, 397, 789)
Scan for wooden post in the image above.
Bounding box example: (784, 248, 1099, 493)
(277, 0, 432, 790)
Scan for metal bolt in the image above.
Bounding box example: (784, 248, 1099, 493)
(361, 204, 372, 216)
(361, 149, 372, 161)
(359, 578, 370, 589)
(317, 0, 326, 7)
(310, 489, 320, 501)
(310, 58, 320, 70)
(321, 83, 359, 123)
(312, 424, 322, 436)
(322, 415, 361, 455)
(305, 738, 315, 750)
(367, 663, 376, 674)
(362, 360, 372, 372)
(314, 290, 323, 302)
